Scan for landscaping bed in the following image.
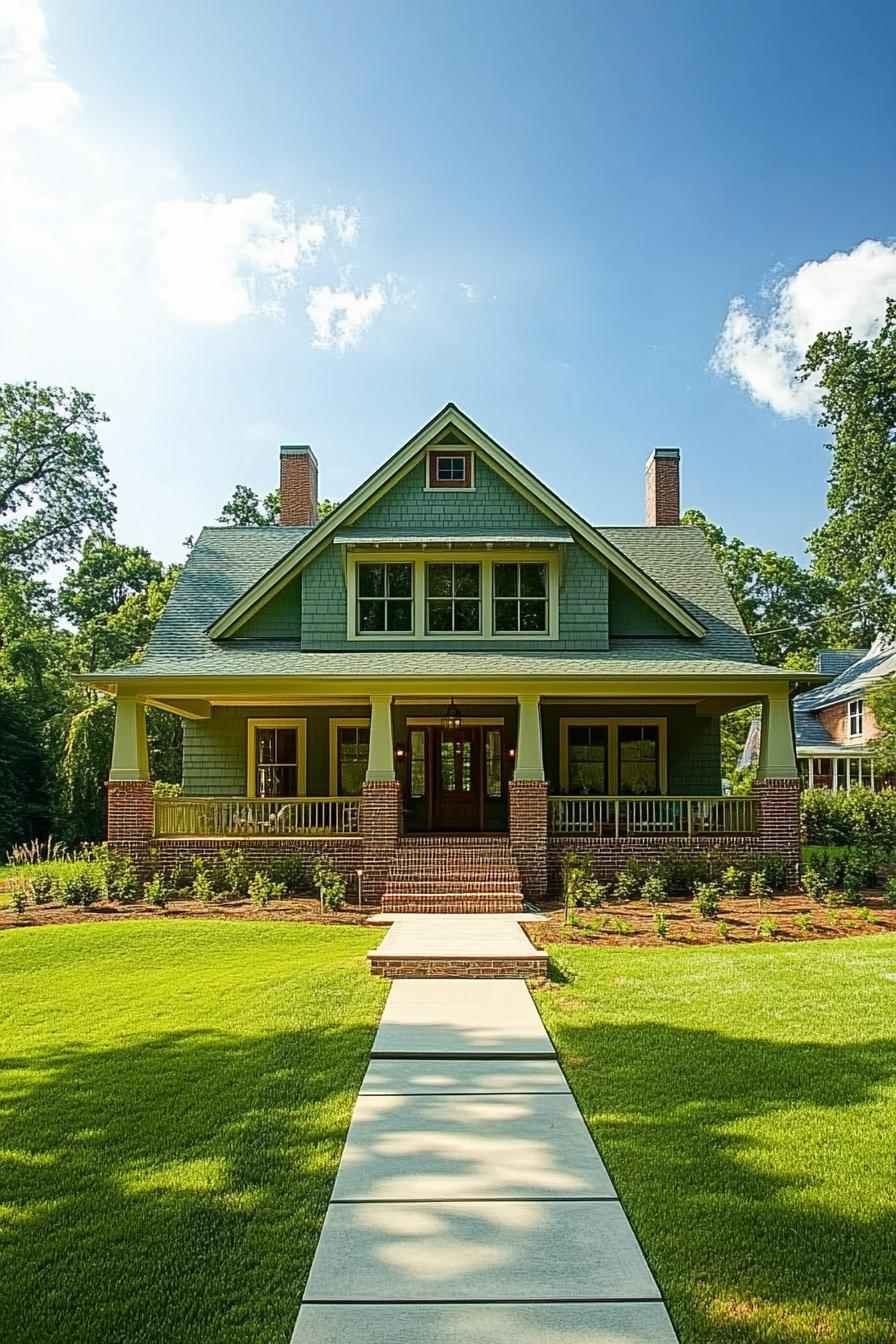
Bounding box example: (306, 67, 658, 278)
(0, 891, 374, 930)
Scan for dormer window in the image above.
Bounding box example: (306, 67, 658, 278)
(428, 450, 473, 489)
(848, 698, 864, 738)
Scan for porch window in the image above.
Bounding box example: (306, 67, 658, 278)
(254, 726, 299, 798)
(618, 724, 659, 795)
(568, 725, 608, 795)
(493, 563, 548, 633)
(357, 562, 413, 634)
(336, 725, 370, 795)
(426, 563, 481, 633)
(848, 698, 864, 738)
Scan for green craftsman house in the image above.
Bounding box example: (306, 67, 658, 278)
(86, 405, 817, 906)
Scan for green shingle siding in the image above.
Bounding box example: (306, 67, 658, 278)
(183, 706, 361, 796)
(608, 573, 678, 637)
(238, 574, 301, 638)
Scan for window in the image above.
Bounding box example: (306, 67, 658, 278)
(567, 725, 608, 794)
(428, 450, 473, 488)
(426, 563, 481, 633)
(494, 562, 548, 633)
(410, 729, 426, 798)
(336, 725, 369, 795)
(486, 728, 503, 798)
(254, 726, 299, 797)
(357, 562, 413, 634)
(618, 725, 659, 795)
(848, 699, 864, 738)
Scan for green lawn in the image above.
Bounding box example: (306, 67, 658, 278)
(534, 936, 896, 1344)
(0, 920, 387, 1344)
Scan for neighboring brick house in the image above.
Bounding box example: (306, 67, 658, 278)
(791, 639, 894, 790)
(82, 405, 819, 903)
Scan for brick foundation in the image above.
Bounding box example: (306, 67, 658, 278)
(508, 780, 549, 902)
(360, 780, 403, 901)
(547, 834, 763, 896)
(107, 780, 155, 871)
(755, 777, 801, 885)
(154, 837, 364, 889)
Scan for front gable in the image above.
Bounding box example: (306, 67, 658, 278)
(206, 404, 705, 645)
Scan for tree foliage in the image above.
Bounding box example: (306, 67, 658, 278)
(867, 677, 896, 779)
(804, 297, 896, 633)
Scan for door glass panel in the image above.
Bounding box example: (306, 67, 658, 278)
(618, 725, 659, 795)
(461, 739, 472, 790)
(410, 730, 426, 798)
(440, 739, 455, 790)
(486, 729, 502, 798)
(568, 725, 607, 795)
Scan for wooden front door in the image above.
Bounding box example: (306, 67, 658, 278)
(433, 726, 482, 831)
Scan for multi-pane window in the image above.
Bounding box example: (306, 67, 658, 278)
(410, 729, 426, 798)
(618, 725, 659, 795)
(337, 725, 369, 795)
(254, 726, 299, 797)
(493, 563, 548, 633)
(485, 727, 503, 798)
(428, 450, 472, 487)
(426, 563, 481, 633)
(848, 699, 864, 738)
(437, 456, 466, 482)
(568, 725, 608, 795)
(357, 562, 413, 634)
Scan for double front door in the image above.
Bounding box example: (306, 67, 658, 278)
(406, 725, 503, 831)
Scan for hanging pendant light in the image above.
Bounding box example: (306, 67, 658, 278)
(441, 698, 463, 730)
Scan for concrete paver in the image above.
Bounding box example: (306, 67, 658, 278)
(372, 978, 554, 1057)
(293, 1302, 678, 1344)
(360, 1058, 568, 1094)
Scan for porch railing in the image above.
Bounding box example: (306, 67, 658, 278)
(154, 796, 361, 839)
(548, 795, 758, 838)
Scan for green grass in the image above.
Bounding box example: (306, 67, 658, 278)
(534, 936, 896, 1344)
(0, 920, 387, 1344)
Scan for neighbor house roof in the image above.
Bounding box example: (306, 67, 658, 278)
(80, 522, 813, 686)
(795, 635, 896, 712)
(815, 648, 870, 675)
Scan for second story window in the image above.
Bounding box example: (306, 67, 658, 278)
(494, 562, 548, 632)
(848, 698, 864, 738)
(428, 450, 473, 488)
(357, 562, 413, 634)
(426, 562, 480, 632)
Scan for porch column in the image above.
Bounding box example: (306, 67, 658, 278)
(366, 692, 396, 781)
(110, 696, 149, 781)
(754, 685, 800, 887)
(514, 693, 545, 781)
(107, 695, 154, 868)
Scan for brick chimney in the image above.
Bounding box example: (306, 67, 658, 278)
(279, 445, 318, 526)
(645, 447, 680, 526)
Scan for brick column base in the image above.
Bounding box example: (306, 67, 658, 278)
(107, 779, 155, 872)
(508, 779, 548, 904)
(361, 780, 402, 902)
(754, 777, 801, 887)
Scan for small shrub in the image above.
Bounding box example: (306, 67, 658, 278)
(143, 873, 172, 908)
(270, 854, 307, 893)
(191, 864, 216, 904)
(102, 851, 140, 903)
(612, 861, 644, 902)
(248, 870, 286, 908)
(218, 849, 250, 898)
(854, 905, 872, 922)
(755, 917, 779, 939)
(793, 912, 813, 935)
(841, 867, 865, 905)
(749, 869, 771, 906)
(653, 911, 668, 939)
(716, 920, 732, 941)
(640, 875, 667, 907)
(57, 865, 104, 908)
(801, 868, 830, 904)
(29, 870, 58, 904)
(654, 851, 704, 897)
(721, 864, 750, 899)
(10, 884, 29, 916)
(310, 855, 347, 911)
(882, 876, 896, 908)
(611, 916, 632, 934)
(170, 860, 194, 892)
(693, 881, 722, 920)
(580, 879, 608, 909)
(760, 852, 789, 893)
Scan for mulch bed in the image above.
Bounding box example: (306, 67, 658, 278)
(0, 894, 376, 932)
(530, 891, 896, 947)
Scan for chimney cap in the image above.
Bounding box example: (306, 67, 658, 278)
(280, 443, 317, 465)
(645, 446, 680, 469)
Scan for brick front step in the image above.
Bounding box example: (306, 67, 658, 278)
(381, 895, 524, 914)
(368, 955, 547, 979)
(383, 833, 524, 913)
(384, 878, 523, 893)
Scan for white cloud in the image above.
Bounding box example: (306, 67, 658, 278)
(151, 193, 327, 324)
(328, 206, 360, 246)
(712, 239, 896, 417)
(459, 281, 480, 304)
(0, 0, 79, 135)
(306, 283, 386, 353)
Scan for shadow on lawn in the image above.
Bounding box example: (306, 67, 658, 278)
(0, 1023, 375, 1344)
(551, 1019, 896, 1343)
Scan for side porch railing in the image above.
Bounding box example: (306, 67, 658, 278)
(154, 796, 361, 839)
(548, 795, 758, 838)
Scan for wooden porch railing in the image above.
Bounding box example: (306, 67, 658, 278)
(154, 796, 361, 839)
(548, 795, 758, 837)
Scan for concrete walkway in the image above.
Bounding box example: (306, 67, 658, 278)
(291, 975, 678, 1343)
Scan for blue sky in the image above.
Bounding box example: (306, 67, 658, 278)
(2, 0, 895, 566)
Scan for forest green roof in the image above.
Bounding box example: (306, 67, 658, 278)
(81, 523, 812, 685)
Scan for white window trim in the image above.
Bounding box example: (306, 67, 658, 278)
(328, 717, 371, 796)
(247, 718, 307, 798)
(423, 449, 476, 490)
(345, 550, 559, 642)
(559, 717, 668, 795)
(847, 698, 864, 739)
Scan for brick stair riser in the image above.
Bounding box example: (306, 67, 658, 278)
(384, 879, 523, 893)
(381, 898, 524, 914)
(369, 956, 547, 979)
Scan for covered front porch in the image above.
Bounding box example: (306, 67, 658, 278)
(106, 674, 802, 901)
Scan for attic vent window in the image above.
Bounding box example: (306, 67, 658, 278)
(428, 450, 473, 489)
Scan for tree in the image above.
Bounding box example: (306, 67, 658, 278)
(218, 485, 339, 525)
(867, 677, 896, 779)
(59, 535, 167, 671)
(0, 383, 114, 578)
(682, 509, 849, 665)
(803, 297, 896, 633)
